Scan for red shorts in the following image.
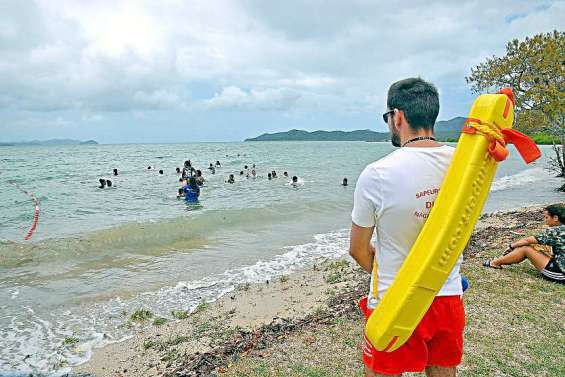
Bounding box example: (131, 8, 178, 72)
(359, 295, 465, 375)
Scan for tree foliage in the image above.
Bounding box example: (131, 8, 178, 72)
(466, 31, 564, 181)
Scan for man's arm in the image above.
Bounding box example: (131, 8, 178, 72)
(349, 222, 375, 273)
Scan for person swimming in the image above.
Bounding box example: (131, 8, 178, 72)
(215, 160, 221, 167)
(182, 160, 193, 179)
(226, 174, 235, 184)
(271, 170, 277, 178)
(184, 176, 200, 203)
(283, 171, 289, 177)
(176, 167, 181, 175)
(106, 179, 112, 187)
(99, 178, 106, 188)
(290, 176, 300, 187)
(267, 173, 272, 180)
(289, 176, 304, 188)
(342, 178, 348, 186)
(159, 169, 164, 175)
(195, 170, 205, 186)
(113, 168, 118, 176)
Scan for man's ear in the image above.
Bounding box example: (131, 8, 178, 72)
(393, 109, 404, 130)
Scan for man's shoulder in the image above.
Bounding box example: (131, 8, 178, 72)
(362, 146, 455, 176)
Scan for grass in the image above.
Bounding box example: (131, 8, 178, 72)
(153, 317, 168, 326)
(171, 309, 189, 319)
(143, 335, 191, 351)
(129, 308, 153, 322)
(192, 301, 209, 314)
(62, 336, 79, 346)
(220, 251, 565, 377)
(324, 271, 343, 284)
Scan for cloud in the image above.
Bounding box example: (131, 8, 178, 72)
(0, 0, 563, 141)
(205, 86, 301, 111)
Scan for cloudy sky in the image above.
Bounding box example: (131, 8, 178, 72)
(0, 0, 563, 143)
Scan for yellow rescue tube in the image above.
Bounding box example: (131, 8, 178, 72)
(365, 90, 532, 352)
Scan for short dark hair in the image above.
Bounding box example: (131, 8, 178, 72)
(387, 77, 439, 131)
(545, 204, 565, 224)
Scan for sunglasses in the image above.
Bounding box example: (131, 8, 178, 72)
(382, 110, 394, 123)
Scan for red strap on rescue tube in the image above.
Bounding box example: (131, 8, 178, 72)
(502, 129, 541, 164)
(460, 87, 540, 164)
(488, 140, 509, 161)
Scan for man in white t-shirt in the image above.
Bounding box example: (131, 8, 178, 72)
(350, 78, 464, 377)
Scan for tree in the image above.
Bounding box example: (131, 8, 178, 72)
(466, 31, 564, 189)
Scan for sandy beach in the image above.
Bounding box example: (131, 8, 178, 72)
(71, 204, 565, 377)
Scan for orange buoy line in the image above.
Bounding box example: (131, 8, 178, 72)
(6, 178, 41, 241)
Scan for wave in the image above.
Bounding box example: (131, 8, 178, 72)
(0, 228, 350, 375)
(0, 199, 346, 267)
(491, 168, 550, 192)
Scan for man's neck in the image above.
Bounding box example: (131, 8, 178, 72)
(400, 130, 439, 148)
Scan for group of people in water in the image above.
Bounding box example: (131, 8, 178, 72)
(98, 159, 349, 205)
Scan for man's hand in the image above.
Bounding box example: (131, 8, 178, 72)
(349, 222, 375, 273)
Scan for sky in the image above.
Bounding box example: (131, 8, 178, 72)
(0, 0, 563, 143)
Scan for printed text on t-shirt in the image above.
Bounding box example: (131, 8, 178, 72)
(415, 188, 439, 199)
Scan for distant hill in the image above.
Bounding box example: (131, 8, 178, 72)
(245, 129, 390, 142)
(434, 117, 466, 141)
(245, 117, 466, 142)
(0, 139, 98, 146)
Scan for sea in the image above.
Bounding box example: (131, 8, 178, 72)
(0, 141, 562, 376)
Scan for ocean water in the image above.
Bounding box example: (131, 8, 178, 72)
(0, 141, 562, 375)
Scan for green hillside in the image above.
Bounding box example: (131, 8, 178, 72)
(245, 117, 467, 142)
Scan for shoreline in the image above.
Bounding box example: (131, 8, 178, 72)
(68, 204, 564, 377)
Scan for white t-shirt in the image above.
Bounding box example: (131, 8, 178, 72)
(351, 145, 463, 309)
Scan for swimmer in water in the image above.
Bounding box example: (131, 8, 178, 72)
(147, 166, 152, 170)
(268, 173, 272, 180)
(106, 179, 112, 187)
(215, 160, 221, 167)
(226, 174, 235, 184)
(176, 167, 181, 175)
(113, 168, 118, 176)
(272, 171, 277, 178)
(291, 176, 299, 187)
(283, 171, 289, 177)
(251, 169, 257, 178)
(196, 170, 205, 186)
(184, 176, 200, 203)
(99, 178, 106, 188)
(182, 161, 193, 179)
(159, 169, 164, 175)
(342, 178, 348, 186)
